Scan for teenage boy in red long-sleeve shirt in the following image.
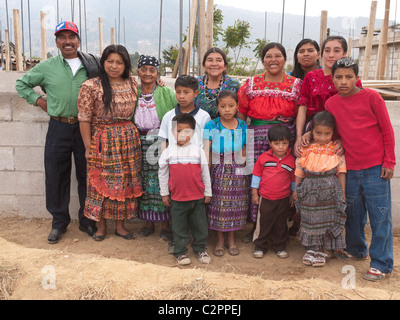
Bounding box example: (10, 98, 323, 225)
(325, 57, 396, 282)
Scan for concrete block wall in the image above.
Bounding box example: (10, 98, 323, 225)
(0, 71, 80, 220)
(0, 71, 399, 229)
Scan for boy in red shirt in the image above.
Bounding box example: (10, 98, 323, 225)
(251, 125, 295, 259)
(325, 57, 396, 281)
(159, 114, 212, 266)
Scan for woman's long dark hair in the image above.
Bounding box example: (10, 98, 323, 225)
(292, 39, 320, 80)
(100, 44, 132, 114)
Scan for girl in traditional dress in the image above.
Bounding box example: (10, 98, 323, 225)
(78, 45, 143, 241)
(134, 55, 177, 240)
(204, 90, 249, 256)
(294, 111, 347, 267)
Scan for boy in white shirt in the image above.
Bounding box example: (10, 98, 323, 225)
(158, 75, 211, 149)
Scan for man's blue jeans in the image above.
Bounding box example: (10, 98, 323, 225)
(345, 165, 394, 274)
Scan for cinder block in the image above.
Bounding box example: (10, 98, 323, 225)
(0, 147, 14, 171)
(12, 195, 47, 219)
(12, 97, 49, 122)
(0, 95, 12, 121)
(0, 122, 45, 147)
(0, 195, 19, 216)
(14, 147, 44, 171)
(0, 171, 45, 196)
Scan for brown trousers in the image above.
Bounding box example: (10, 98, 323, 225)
(253, 196, 290, 252)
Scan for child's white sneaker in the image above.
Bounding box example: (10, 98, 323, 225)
(195, 251, 211, 264)
(177, 254, 191, 266)
(277, 250, 289, 259)
(253, 250, 264, 258)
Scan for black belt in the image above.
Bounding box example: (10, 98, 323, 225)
(51, 116, 79, 125)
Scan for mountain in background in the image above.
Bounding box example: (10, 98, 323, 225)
(1, 0, 378, 61)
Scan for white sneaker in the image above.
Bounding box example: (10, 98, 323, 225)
(177, 254, 191, 265)
(277, 250, 289, 259)
(195, 251, 211, 264)
(253, 250, 264, 258)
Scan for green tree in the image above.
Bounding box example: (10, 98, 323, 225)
(252, 38, 269, 72)
(223, 19, 251, 71)
(130, 52, 140, 71)
(162, 45, 179, 68)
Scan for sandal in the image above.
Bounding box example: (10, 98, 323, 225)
(226, 245, 240, 256)
(312, 252, 328, 267)
(334, 250, 369, 260)
(213, 247, 225, 257)
(139, 226, 155, 237)
(302, 250, 315, 266)
(115, 230, 136, 240)
(92, 233, 106, 241)
(363, 268, 386, 282)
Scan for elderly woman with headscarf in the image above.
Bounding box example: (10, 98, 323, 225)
(133, 55, 177, 240)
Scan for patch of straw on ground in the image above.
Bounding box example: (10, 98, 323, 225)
(0, 260, 24, 300)
(63, 278, 226, 300)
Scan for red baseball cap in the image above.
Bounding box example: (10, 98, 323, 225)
(54, 21, 79, 36)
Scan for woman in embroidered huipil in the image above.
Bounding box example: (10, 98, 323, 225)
(237, 42, 302, 238)
(78, 45, 143, 241)
(196, 47, 241, 119)
(134, 55, 177, 240)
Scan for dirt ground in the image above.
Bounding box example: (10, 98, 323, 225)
(0, 216, 399, 301)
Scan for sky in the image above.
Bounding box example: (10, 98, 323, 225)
(214, 0, 398, 20)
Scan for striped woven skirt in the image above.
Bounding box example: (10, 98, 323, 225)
(84, 120, 143, 222)
(247, 121, 296, 222)
(137, 129, 170, 223)
(295, 169, 347, 251)
(207, 153, 250, 232)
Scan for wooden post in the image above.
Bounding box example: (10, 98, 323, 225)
(4, 29, 10, 71)
(347, 37, 353, 58)
(13, 9, 23, 71)
(205, 0, 214, 50)
(376, 0, 390, 80)
(40, 11, 47, 61)
(319, 11, 328, 48)
(111, 27, 115, 45)
(362, 1, 378, 80)
(98, 18, 104, 54)
(398, 53, 400, 80)
(182, 0, 198, 75)
(198, 0, 206, 74)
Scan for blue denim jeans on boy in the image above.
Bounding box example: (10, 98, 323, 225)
(345, 165, 394, 274)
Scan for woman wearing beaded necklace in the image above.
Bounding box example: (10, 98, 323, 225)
(133, 55, 177, 240)
(196, 47, 241, 119)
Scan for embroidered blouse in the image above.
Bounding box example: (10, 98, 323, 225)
(196, 75, 241, 119)
(238, 72, 302, 121)
(134, 91, 161, 131)
(298, 68, 362, 118)
(295, 141, 347, 178)
(78, 74, 138, 123)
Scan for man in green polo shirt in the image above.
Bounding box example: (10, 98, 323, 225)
(16, 21, 98, 244)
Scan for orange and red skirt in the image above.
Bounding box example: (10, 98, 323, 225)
(84, 120, 143, 221)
